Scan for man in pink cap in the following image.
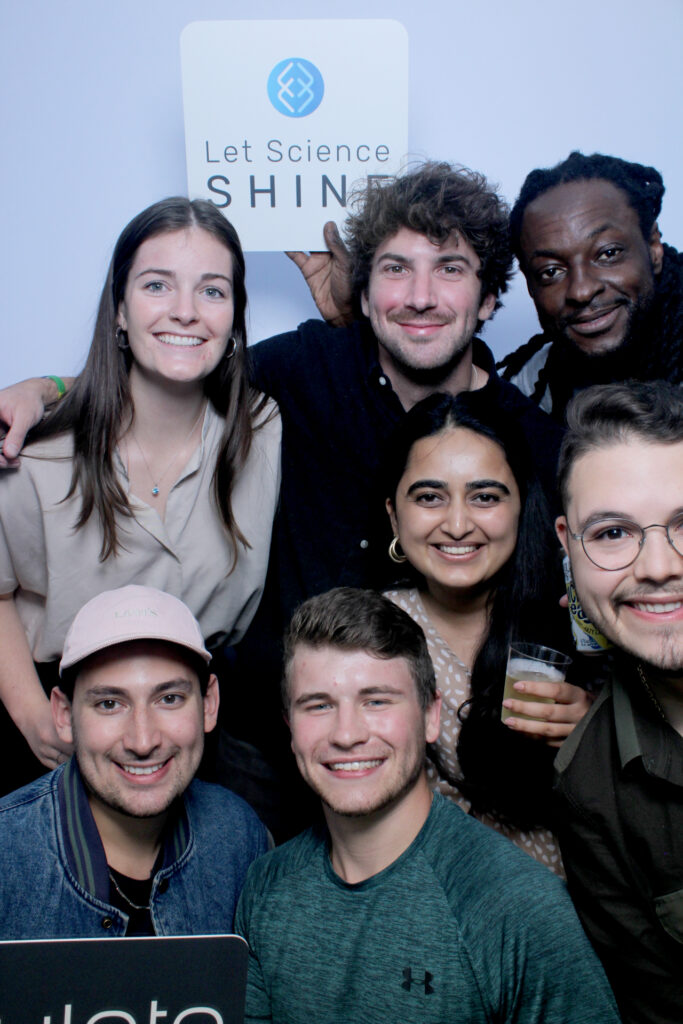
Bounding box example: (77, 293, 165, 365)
(0, 585, 268, 938)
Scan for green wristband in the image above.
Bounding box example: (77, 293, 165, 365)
(45, 375, 66, 400)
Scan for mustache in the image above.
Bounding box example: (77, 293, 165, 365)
(387, 310, 452, 325)
(616, 585, 683, 602)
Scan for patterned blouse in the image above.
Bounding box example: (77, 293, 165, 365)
(386, 588, 565, 877)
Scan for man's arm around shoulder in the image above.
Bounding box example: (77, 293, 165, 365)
(0, 376, 74, 465)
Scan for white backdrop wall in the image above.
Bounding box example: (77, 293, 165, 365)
(1, 0, 681, 385)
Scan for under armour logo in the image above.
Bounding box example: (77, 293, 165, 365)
(402, 967, 434, 994)
(267, 58, 324, 117)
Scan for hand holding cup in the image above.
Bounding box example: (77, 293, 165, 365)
(501, 643, 590, 748)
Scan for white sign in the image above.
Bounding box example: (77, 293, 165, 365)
(181, 20, 409, 251)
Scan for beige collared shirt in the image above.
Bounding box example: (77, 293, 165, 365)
(0, 399, 281, 661)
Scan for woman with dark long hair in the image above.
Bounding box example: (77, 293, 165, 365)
(0, 198, 280, 783)
(384, 393, 591, 873)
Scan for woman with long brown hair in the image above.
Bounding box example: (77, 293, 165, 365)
(0, 198, 280, 787)
(384, 393, 593, 874)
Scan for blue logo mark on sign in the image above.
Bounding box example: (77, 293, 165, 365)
(267, 58, 324, 118)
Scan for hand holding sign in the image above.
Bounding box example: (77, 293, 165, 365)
(286, 221, 353, 326)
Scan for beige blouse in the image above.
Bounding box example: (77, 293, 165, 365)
(0, 400, 281, 660)
(386, 588, 565, 877)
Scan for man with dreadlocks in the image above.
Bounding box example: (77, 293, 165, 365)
(498, 151, 682, 422)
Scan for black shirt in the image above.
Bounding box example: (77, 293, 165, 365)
(554, 660, 683, 1024)
(108, 867, 154, 936)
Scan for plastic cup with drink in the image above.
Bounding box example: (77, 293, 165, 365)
(501, 642, 572, 723)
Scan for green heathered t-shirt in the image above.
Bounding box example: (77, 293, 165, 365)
(235, 794, 620, 1023)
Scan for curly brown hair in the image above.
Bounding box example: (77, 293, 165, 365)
(345, 162, 513, 325)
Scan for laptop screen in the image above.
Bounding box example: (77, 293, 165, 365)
(0, 933, 248, 1024)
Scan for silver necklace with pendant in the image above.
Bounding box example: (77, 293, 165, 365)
(125, 401, 206, 498)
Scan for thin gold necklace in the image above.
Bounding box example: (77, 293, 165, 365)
(126, 401, 206, 497)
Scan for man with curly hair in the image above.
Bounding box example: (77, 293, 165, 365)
(247, 162, 562, 611)
(499, 152, 682, 422)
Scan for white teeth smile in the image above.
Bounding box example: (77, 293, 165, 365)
(328, 760, 382, 771)
(155, 333, 204, 347)
(437, 544, 477, 555)
(121, 763, 166, 776)
(632, 601, 682, 614)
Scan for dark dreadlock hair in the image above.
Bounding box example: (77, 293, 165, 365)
(509, 150, 665, 262)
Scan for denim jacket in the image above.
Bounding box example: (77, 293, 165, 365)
(0, 759, 268, 938)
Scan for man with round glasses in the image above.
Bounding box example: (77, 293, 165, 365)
(553, 380, 683, 1024)
(570, 513, 683, 572)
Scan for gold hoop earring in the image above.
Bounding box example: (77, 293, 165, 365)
(389, 536, 407, 564)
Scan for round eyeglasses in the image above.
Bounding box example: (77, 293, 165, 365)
(569, 513, 683, 571)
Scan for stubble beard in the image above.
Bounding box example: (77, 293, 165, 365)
(74, 736, 198, 821)
(584, 597, 683, 677)
(379, 330, 474, 390)
(552, 288, 655, 364)
(620, 626, 683, 677)
(78, 763, 181, 820)
(308, 752, 426, 821)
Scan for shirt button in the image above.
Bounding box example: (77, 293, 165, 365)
(158, 878, 169, 893)
(101, 917, 113, 930)
(378, 376, 387, 386)
(360, 539, 369, 549)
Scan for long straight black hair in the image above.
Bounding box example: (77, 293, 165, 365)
(385, 392, 568, 828)
(28, 197, 270, 561)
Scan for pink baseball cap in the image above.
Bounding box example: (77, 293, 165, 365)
(59, 585, 211, 675)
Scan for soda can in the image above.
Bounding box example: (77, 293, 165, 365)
(563, 555, 612, 655)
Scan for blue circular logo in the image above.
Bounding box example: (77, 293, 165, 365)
(267, 58, 324, 118)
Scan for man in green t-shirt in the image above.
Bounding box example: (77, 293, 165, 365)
(235, 587, 619, 1023)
